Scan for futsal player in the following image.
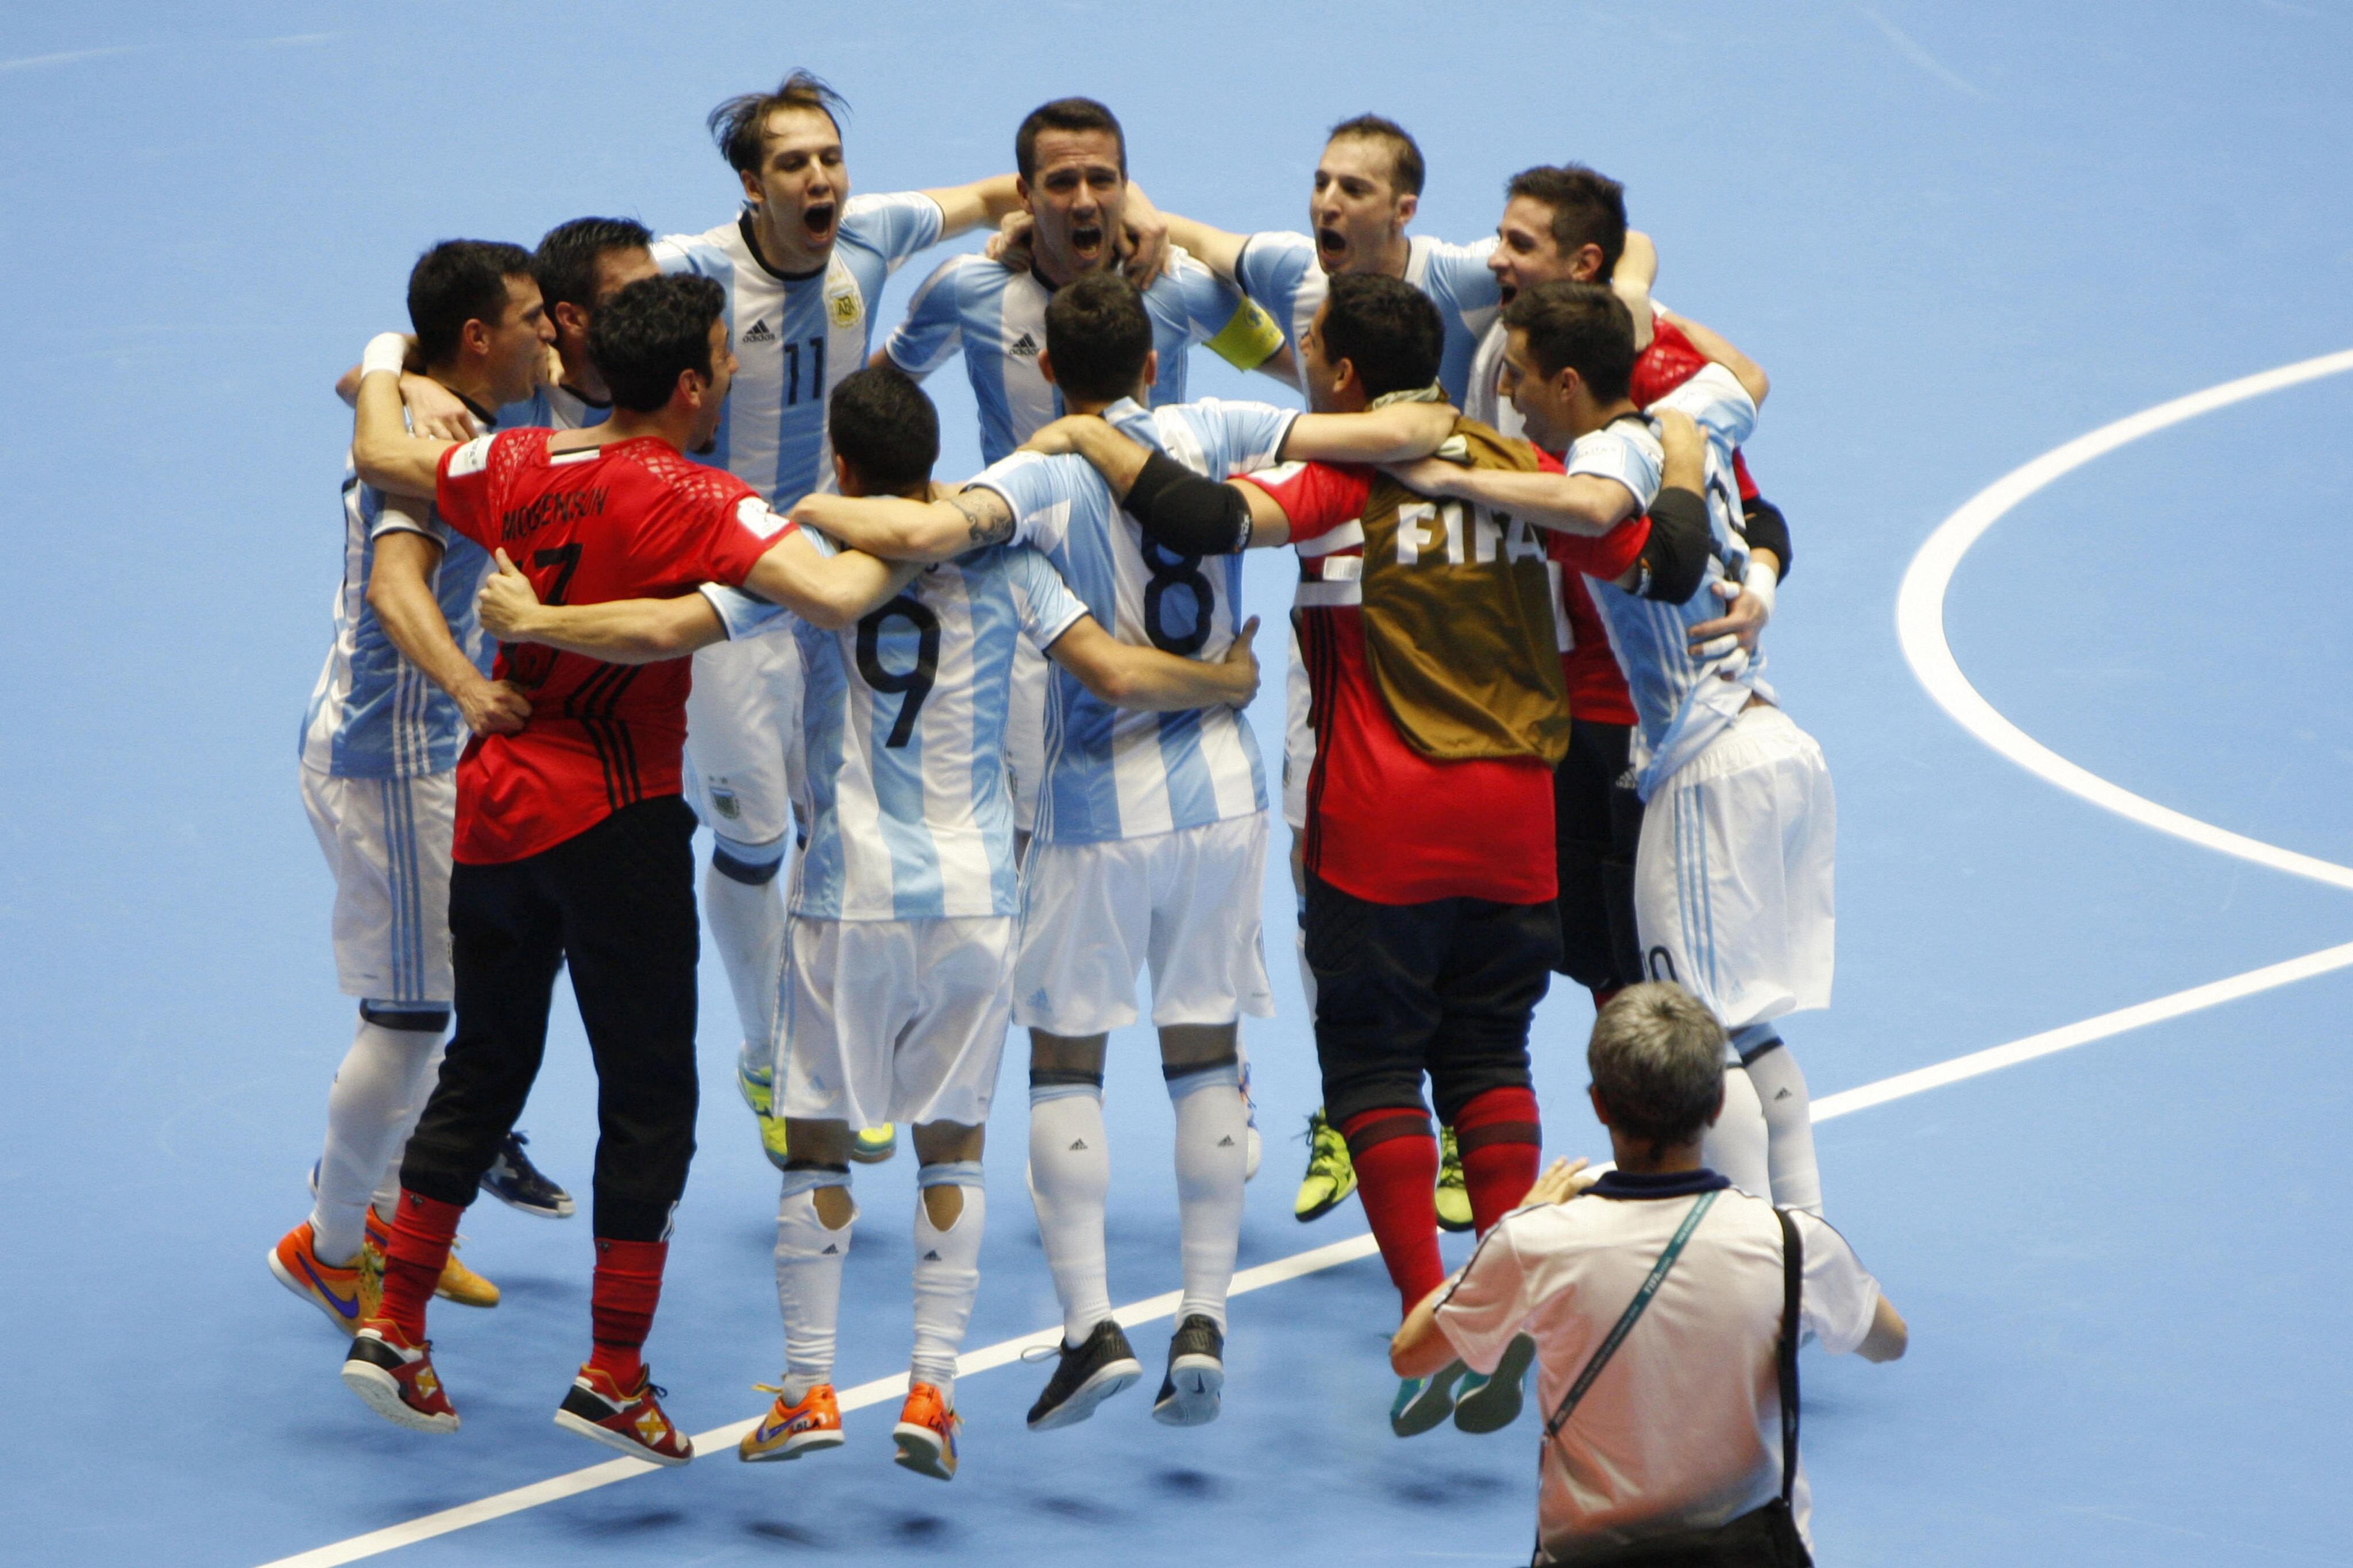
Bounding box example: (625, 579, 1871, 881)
(800, 273, 1455, 1430)
(475, 363, 1263, 1477)
(1021, 273, 1710, 1435)
(274, 241, 554, 1334)
(333, 273, 913, 1459)
(655, 69, 1028, 1169)
(1395, 280, 1830, 1213)
(1468, 165, 1783, 1030)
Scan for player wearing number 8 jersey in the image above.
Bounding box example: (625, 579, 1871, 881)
(333, 274, 912, 1459)
(653, 71, 1028, 1161)
(473, 364, 1261, 1475)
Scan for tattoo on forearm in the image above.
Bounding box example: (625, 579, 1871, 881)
(955, 489, 1015, 549)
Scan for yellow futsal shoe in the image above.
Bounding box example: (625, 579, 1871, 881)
(739, 1382, 845, 1462)
(1434, 1126, 1473, 1233)
(737, 1053, 793, 1171)
(850, 1123, 897, 1164)
(364, 1210, 499, 1308)
(1294, 1109, 1356, 1222)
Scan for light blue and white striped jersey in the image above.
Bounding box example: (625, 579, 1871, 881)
(1584, 365, 1767, 798)
(299, 387, 575, 781)
(884, 247, 1264, 464)
(1236, 230, 1501, 404)
(969, 395, 1296, 844)
(654, 192, 945, 507)
(701, 538, 1087, 918)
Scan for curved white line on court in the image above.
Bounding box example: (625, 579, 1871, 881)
(1895, 347, 2353, 890)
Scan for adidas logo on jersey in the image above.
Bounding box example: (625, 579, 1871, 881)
(1008, 331, 1040, 358)
(742, 320, 777, 344)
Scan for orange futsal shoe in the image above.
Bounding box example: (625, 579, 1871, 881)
(738, 1381, 846, 1462)
(268, 1221, 374, 1334)
(341, 1319, 459, 1434)
(554, 1365, 694, 1466)
(892, 1382, 961, 1481)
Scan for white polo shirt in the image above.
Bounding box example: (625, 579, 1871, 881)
(1433, 1169, 1881, 1560)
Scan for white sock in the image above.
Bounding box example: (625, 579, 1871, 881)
(310, 1015, 443, 1261)
(371, 1036, 447, 1223)
(773, 1171, 853, 1393)
(704, 847, 786, 1065)
(1167, 1063, 1246, 1334)
(1028, 1082, 1113, 1345)
(1741, 1037, 1823, 1215)
(1701, 1062, 1773, 1199)
(911, 1163, 986, 1401)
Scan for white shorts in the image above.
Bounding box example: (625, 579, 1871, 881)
(300, 763, 454, 1005)
(1634, 705, 1835, 1031)
(1005, 636, 1047, 835)
(1013, 814, 1275, 1036)
(778, 914, 1016, 1129)
(1282, 619, 1313, 832)
(684, 632, 804, 852)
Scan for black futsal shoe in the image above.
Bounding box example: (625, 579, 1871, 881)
(1151, 1314, 1226, 1427)
(1025, 1318, 1143, 1430)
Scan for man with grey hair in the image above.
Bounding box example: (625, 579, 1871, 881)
(1390, 983, 1905, 1560)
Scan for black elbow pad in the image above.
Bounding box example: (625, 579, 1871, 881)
(1124, 449, 1252, 555)
(1741, 495, 1792, 580)
(1639, 487, 1712, 604)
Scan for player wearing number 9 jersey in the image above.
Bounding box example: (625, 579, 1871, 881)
(334, 274, 912, 1458)
(652, 71, 1028, 1155)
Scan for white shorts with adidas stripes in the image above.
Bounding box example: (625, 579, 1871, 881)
(300, 762, 454, 1005)
(1633, 704, 1835, 1032)
(777, 914, 1016, 1130)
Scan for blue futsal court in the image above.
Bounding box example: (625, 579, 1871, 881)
(5, 3, 2351, 1562)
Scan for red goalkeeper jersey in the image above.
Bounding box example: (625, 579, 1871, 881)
(434, 430, 782, 863)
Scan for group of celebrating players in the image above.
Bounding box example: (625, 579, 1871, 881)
(273, 70, 1834, 1484)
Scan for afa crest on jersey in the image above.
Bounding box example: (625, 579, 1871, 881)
(828, 288, 862, 330)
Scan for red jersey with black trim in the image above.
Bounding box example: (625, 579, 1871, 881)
(434, 429, 781, 863)
(1635, 315, 1759, 502)
(1247, 454, 1650, 906)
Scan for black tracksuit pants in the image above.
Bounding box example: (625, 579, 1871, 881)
(401, 795, 700, 1242)
(1553, 718, 1646, 991)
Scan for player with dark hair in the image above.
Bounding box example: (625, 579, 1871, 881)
(275, 240, 556, 1335)
(1015, 272, 1714, 1437)
(654, 71, 1029, 1173)
(1399, 277, 1829, 1215)
(329, 273, 914, 1461)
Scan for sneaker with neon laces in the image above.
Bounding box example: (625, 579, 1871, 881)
(850, 1123, 897, 1164)
(735, 1049, 775, 1117)
(1434, 1125, 1473, 1233)
(1390, 1360, 1465, 1437)
(892, 1382, 961, 1480)
(553, 1364, 694, 1465)
(1151, 1314, 1225, 1427)
(1294, 1108, 1356, 1222)
(1452, 1332, 1536, 1433)
(342, 1320, 458, 1433)
(362, 1210, 499, 1308)
(737, 1381, 844, 1462)
(1024, 1318, 1143, 1430)
(480, 1131, 574, 1218)
(268, 1220, 372, 1334)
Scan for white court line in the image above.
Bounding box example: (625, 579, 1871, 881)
(257, 938, 2353, 1568)
(268, 353, 2353, 1567)
(1894, 346, 2353, 890)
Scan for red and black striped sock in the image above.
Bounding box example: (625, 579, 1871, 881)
(588, 1237, 668, 1388)
(1454, 1086, 1542, 1235)
(1339, 1107, 1444, 1319)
